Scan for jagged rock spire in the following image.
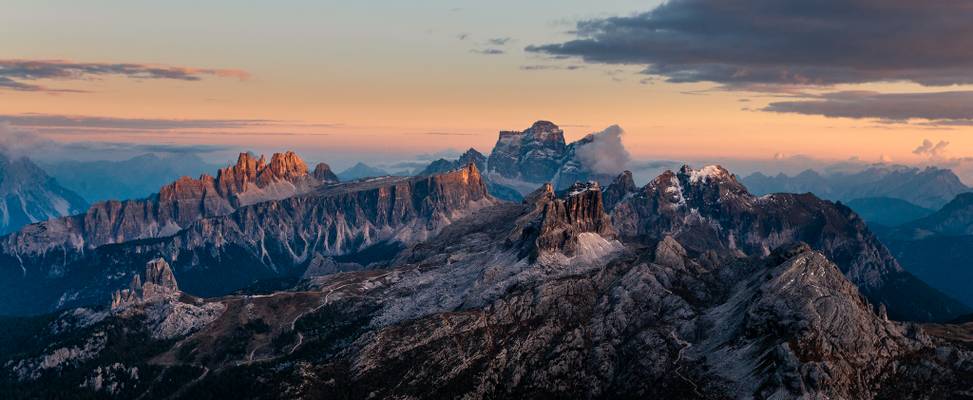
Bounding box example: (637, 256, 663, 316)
(144, 258, 179, 291)
(516, 181, 617, 260)
(111, 258, 180, 309)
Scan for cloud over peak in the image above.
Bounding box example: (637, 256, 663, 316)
(577, 125, 630, 175)
(527, 0, 973, 88)
(0, 59, 249, 93)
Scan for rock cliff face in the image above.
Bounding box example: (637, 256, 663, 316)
(514, 182, 616, 259)
(111, 258, 181, 308)
(601, 170, 636, 211)
(697, 246, 917, 398)
(0, 153, 88, 235)
(0, 164, 495, 315)
(0, 151, 323, 260)
(607, 165, 969, 322)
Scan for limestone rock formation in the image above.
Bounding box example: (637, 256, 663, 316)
(0, 164, 496, 315)
(111, 258, 180, 308)
(509, 181, 617, 261)
(110, 258, 223, 340)
(1, 151, 323, 262)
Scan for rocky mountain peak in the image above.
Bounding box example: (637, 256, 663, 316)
(0, 153, 88, 234)
(216, 151, 310, 193)
(144, 258, 179, 291)
(312, 162, 340, 182)
(111, 258, 180, 309)
(903, 191, 973, 235)
(609, 165, 969, 322)
(677, 164, 740, 187)
(259, 151, 308, 185)
(672, 164, 751, 209)
(419, 149, 487, 177)
(517, 180, 616, 259)
(720, 249, 911, 398)
(524, 120, 564, 141)
(460, 147, 485, 159)
(602, 170, 636, 211)
(488, 121, 568, 183)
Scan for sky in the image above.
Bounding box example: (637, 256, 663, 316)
(2, 0, 973, 179)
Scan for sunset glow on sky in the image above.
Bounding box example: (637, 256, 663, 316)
(3, 0, 973, 176)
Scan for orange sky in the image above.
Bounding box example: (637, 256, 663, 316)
(2, 0, 972, 169)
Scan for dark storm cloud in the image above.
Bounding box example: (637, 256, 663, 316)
(764, 91, 973, 123)
(0, 59, 249, 92)
(526, 0, 973, 88)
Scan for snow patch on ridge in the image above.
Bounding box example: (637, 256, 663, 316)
(689, 165, 728, 183)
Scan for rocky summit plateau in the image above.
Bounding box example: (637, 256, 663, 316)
(0, 138, 971, 399)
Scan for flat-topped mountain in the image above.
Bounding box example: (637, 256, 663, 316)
(485, 121, 628, 194)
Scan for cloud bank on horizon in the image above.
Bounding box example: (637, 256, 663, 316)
(527, 0, 973, 124)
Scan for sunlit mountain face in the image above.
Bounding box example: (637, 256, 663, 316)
(2, 1, 973, 399)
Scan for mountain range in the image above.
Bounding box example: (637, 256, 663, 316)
(0, 121, 972, 398)
(0, 153, 88, 235)
(38, 153, 222, 203)
(876, 193, 973, 308)
(1, 159, 971, 398)
(742, 165, 971, 209)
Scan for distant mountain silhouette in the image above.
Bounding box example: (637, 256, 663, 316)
(742, 165, 970, 209)
(40, 153, 221, 202)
